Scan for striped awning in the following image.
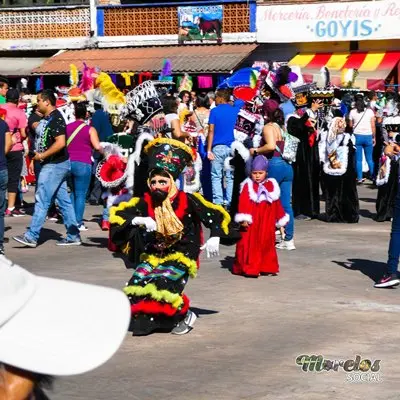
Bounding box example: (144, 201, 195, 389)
(289, 52, 400, 90)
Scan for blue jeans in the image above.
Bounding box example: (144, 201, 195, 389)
(103, 205, 109, 222)
(268, 157, 294, 241)
(69, 161, 92, 226)
(211, 145, 233, 206)
(387, 185, 400, 275)
(355, 134, 374, 181)
(0, 169, 8, 245)
(26, 160, 80, 243)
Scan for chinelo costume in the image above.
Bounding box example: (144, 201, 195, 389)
(319, 113, 359, 223)
(376, 111, 400, 222)
(109, 137, 237, 336)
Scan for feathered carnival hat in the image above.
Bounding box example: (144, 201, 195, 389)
(145, 138, 193, 180)
(122, 81, 163, 125)
(96, 134, 134, 188)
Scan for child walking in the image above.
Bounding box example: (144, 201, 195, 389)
(233, 155, 289, 277)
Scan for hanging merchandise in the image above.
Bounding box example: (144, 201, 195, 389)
(35, 76, 44, 93)
(138, 72, 152, 84)
(79, 63, 97, 92)
(95, 72, 126, 105)
(197, 75, 213, 89)
(69, 64, 79, 88)
(159, 59, 173, 81)
(121, 72, 135, 87)
(109, 74, 118, 85)
(178, 73, 193, 92)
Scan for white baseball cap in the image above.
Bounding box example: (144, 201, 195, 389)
(0, 257, 130, 376)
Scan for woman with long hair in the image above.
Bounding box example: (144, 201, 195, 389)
(349, 94, 376, 183)
(66, 102, 102, 231)
(162, 96, 189, 142)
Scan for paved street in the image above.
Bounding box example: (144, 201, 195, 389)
(6, 184, 399, 400)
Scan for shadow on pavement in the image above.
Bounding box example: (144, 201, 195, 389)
(359, 209, 376, 219)
(220, 256, 234, 271)
(191, 307, 219, 316)
(84, 236, 108, 248)
(112, 251, 134, 269)
(332, 258, 387, 283)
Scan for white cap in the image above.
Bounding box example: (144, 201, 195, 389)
(0, 257, 130, 376)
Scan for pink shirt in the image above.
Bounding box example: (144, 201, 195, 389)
(0, 103, 28, 152)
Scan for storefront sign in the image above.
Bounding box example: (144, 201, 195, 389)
(178, 5, 223, 44)
(257, 0, 400, 43)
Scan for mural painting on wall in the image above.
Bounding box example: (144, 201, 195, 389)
(178, 5, 223, 44)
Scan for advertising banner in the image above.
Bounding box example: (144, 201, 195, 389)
(178, 5, 223, 44)
(257, 0, 400, 43)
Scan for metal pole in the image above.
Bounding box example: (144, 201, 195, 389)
(89, 0, 97, 38)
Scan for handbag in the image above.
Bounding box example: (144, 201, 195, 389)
(274, 123, 300, 163)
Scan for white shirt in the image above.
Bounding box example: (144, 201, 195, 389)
(164, 113, 179, 138)
(349, 108, 375, 135)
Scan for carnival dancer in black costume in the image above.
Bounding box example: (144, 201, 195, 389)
(319, 113, 359, 223)
(286, 100, 323, 220)
(376, 111, 400, 222)
(110, 138, 236, 336)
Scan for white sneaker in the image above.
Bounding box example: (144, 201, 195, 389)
(78, 224, 88, 231)
(276, 239, 296, 250)
(171, 310, 197, 335)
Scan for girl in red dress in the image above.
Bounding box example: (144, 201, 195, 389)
(233, 155, 289, 277)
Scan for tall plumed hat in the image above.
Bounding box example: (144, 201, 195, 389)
(95, 134, 134, 188)
(123, 81, 163, 125)
(144, 138, 193, 180)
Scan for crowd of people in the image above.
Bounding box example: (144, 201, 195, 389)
(0, 61, 399, 398)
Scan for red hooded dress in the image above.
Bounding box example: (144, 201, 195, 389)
(233, 178, 289, 277)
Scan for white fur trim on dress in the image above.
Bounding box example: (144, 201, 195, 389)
(266, 178, 280, 202)
(234, 213, 253, 224)
(133, 132, 155, 165)
(125, 153, 135, 190)
(231, 141, 250, 162)
(276, 213, 289, 228)
(224, 156, 233, 171)
(252, 134, 262, 148)
(240, 178, 281, 203)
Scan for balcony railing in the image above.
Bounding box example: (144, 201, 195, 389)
(0, 0, 89, 7)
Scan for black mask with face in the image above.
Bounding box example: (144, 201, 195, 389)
(151, 189, 169, 204)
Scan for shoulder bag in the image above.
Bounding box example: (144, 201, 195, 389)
(67, 123, 86, 147)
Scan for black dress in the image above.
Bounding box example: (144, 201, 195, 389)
(229, 151, 247, 218)
(287, 113, 320, 218)
(321, 141, 359, 223)
(376, 161, 399, 222)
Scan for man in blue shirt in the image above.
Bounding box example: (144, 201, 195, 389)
(207, 89, 242, 208)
